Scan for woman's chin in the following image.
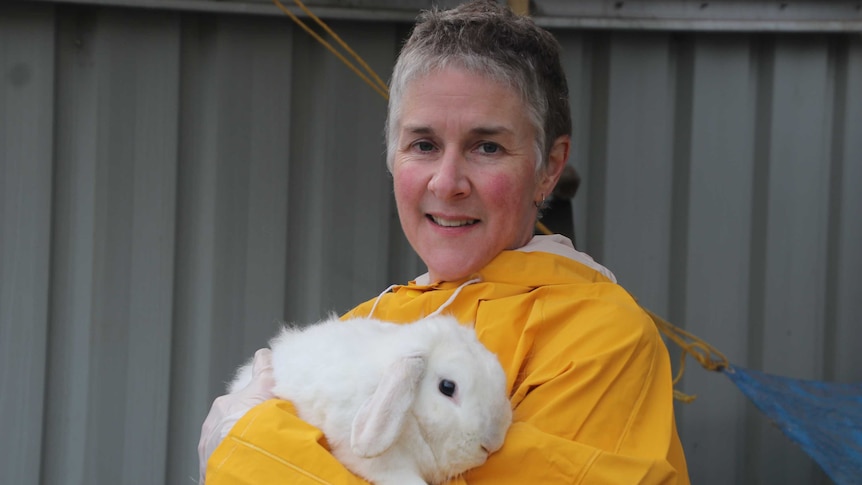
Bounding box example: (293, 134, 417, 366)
(425, 256, 487, 283)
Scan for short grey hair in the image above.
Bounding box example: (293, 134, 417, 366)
(385, 0, 572, 174)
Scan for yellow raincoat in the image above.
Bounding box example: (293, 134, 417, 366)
(207, 236, 689, 484)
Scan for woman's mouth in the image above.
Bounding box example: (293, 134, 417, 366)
(428, 215, 479, 227)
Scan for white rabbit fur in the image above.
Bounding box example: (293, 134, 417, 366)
(228, 314, 512, 485)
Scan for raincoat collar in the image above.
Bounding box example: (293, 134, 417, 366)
(411, 235, 616, 287)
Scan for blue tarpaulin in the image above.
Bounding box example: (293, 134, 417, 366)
(722, 365, 862, 485)
(646, 308, 862, 483)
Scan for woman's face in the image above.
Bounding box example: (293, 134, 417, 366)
(392, 66, 568, 282)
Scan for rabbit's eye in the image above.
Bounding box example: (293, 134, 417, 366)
(438, 379, 457, 397)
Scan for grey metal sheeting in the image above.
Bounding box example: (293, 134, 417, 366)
(1, 1, 861, 484)
(18, 0, 862, 31)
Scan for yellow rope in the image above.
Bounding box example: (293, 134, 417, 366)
(644, 308, 730, 403)
(271, 0, 730, 404)
(271, 0, 390, 100)
(535, 220, 554, 235)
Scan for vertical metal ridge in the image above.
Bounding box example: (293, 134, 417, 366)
(743, 32, 774, 485)
(585, 31, 610, 263)
(822, 35, 846, 383)
(668, 32, 694, 327)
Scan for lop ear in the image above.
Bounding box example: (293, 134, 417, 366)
(351, 355, 426, 458)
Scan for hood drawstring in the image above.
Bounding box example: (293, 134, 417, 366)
(367, 277, 482, 320)
(368, 284, 397, 319)
(427, 277, 481, 318)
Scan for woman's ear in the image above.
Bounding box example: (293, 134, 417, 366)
(538, 135, 571, 197)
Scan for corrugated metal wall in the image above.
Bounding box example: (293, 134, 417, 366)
(1, 1, 860, 484)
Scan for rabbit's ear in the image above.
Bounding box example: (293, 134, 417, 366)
(351, 355, 426, 458)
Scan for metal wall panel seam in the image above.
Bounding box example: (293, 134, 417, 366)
(0, 3, 56, 484)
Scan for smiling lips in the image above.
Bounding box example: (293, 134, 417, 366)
(428, 215, 479, 227)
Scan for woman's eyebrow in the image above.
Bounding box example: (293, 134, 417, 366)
(470, 126, 513, 136)
(400, 125, 514, 136)
(401, 124, 434, 135)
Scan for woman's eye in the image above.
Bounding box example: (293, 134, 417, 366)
(478, 142, 500, 154)
(415, 141, 435, 152)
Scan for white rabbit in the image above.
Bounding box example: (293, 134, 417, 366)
(228, 314, 512, 485)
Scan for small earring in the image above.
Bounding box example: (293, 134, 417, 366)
(534, 194, 545, 209)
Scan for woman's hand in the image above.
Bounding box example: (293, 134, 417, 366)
(198, 348, 276, 483)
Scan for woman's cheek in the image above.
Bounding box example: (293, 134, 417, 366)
(479, 170, 526, 209)
(392, 164, 425, 207)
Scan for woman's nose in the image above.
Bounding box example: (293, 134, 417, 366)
(427, 151, 470, 199)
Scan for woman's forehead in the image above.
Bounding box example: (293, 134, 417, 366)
(398, 70, 529, 129)
(403, 65, 520, 99)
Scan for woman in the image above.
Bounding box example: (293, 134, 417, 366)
(200, 1, 689, 483)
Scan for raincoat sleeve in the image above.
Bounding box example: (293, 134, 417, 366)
(451, 297, 689, 484)
(206, 400, 372, 485)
